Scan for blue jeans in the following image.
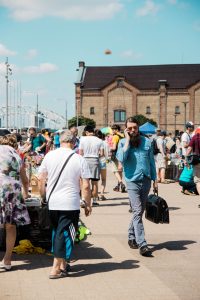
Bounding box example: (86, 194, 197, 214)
(127, 177, 151, 248)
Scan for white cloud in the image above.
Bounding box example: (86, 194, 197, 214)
(121, 50, 143, 60)
(23, 63, 58, 74)
(136, 0, 160, 17)
(25, 49, 38, 59)
(0, 0, 123, 21)
(0, 43, 17, 56)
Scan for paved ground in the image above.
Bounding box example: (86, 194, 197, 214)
(0, 165, 200, 300)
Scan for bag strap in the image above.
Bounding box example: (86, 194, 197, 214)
(46, 152, 75, 204)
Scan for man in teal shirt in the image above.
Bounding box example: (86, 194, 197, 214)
(117, 117, 157, 256)
(29, 127, 46, 154)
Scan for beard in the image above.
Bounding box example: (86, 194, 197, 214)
(129, 133, 141, 148)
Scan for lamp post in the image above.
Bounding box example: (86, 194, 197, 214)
(174, 113, 179, 135)
(56, 98, 68, 128)
(5, 57, 12, 129)
(182, 101, 189, 129)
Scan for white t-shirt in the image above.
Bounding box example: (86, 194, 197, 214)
(181, 132, 191, 156)
(38, 148, 91, 210)
(79, 136, 104, 158)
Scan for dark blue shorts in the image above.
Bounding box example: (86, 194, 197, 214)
(49, 210, 80, 259)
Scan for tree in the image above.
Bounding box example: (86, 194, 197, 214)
(132, 114, 157, 127)
(68, 116, 96, 128)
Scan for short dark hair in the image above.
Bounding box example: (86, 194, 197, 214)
(111, 124, 120, 131)
(125, 117, 139, 127)
(29, 127, 36, 132)
(84, 125, 94, 133)
(69, 124, 77, 130)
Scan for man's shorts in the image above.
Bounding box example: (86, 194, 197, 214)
(85, 157, 100, 181)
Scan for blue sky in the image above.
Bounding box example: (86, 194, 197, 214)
(0, 0, 200, 125)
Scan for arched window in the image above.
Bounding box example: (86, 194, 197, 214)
(146, 106, 151, 114)
(90, 107, 95, 115)
(114, 110, 126, 122)
(175, 106, 180, 114)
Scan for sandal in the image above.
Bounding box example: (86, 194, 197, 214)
(160, 180, 170, 184)
(99, 195, 106, 201)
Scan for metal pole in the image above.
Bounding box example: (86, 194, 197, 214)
(66, 101, 68, 129)
(5, 57, 9, 129)
(37, 94, 39, 128)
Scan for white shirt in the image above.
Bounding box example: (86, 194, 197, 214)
(181, 132, 191, 156)
(79, 136, 103, 158)
(38, 148, 91, 210)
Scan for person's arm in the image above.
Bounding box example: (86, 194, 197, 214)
(39, 142, 46, 152)
(20, 165, 29, 199)
(99, 142, 104, 157)
(38, 172, 48, 201)
(82, 178, 92, 216)
(79, 149, 84, 156)
(116, 129, 130, 163)
(182, 133, 190, 149)
(149, 143, 158, 192)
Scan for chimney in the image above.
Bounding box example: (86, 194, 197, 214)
(79, 61, 85, 68)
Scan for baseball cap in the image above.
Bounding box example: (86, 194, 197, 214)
(185, 121, 194, 128)
(195, 126, 200, 134)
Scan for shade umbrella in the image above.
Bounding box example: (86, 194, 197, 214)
(101, 127, 112, 135)
(139, 122, 156, 134)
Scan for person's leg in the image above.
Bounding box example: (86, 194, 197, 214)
(127, 178, 151, 248)
(160, 167, 165, 182)
(91, 180, 98, 198)
(127, 181, 144, 245)
(100, 169, 107, 198)
(3, 224, 16, 265)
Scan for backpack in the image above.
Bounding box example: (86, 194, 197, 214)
(152, 139, 160, 155)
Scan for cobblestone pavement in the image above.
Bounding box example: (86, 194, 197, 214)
(0, 165, 200, 300)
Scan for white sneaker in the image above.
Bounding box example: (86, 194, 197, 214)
(0, 262, 12, 271)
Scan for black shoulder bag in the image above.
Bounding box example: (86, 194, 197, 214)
(39, 152, 75, 230)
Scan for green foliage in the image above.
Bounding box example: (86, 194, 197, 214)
(68, 116, 96, 128)
(132, 114, 157, 127)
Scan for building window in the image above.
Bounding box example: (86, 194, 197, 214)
(114, 110, 126, 122)
(90, 107, 95, 115)
(175, 106, 180, 114)
(146, 106, 151, 114)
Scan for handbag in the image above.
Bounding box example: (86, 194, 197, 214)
(39, 152, 75, 229)
(186, 154, 200, 165)
(145, 192, 170, 224)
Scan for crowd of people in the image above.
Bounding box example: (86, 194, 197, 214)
(0, 118, 200, 279)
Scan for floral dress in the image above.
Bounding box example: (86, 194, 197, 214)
(0, 145, 30, 226)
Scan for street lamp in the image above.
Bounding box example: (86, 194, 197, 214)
(24, 91, 39, 128)
(174, 112, 180, 135)
(56, 99, 68, 128)
(182, 101, 189, 129)
(5, 57, 12, 128)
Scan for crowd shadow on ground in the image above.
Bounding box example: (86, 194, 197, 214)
(69, 259, 139, 277)
(150, 240, 197, 252)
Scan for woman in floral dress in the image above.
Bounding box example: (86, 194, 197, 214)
(0, 134, 30, 271)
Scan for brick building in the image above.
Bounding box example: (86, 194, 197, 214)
(75, 61, 200, 132)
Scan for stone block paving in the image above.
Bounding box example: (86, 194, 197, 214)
(0, 165, 200, 300)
